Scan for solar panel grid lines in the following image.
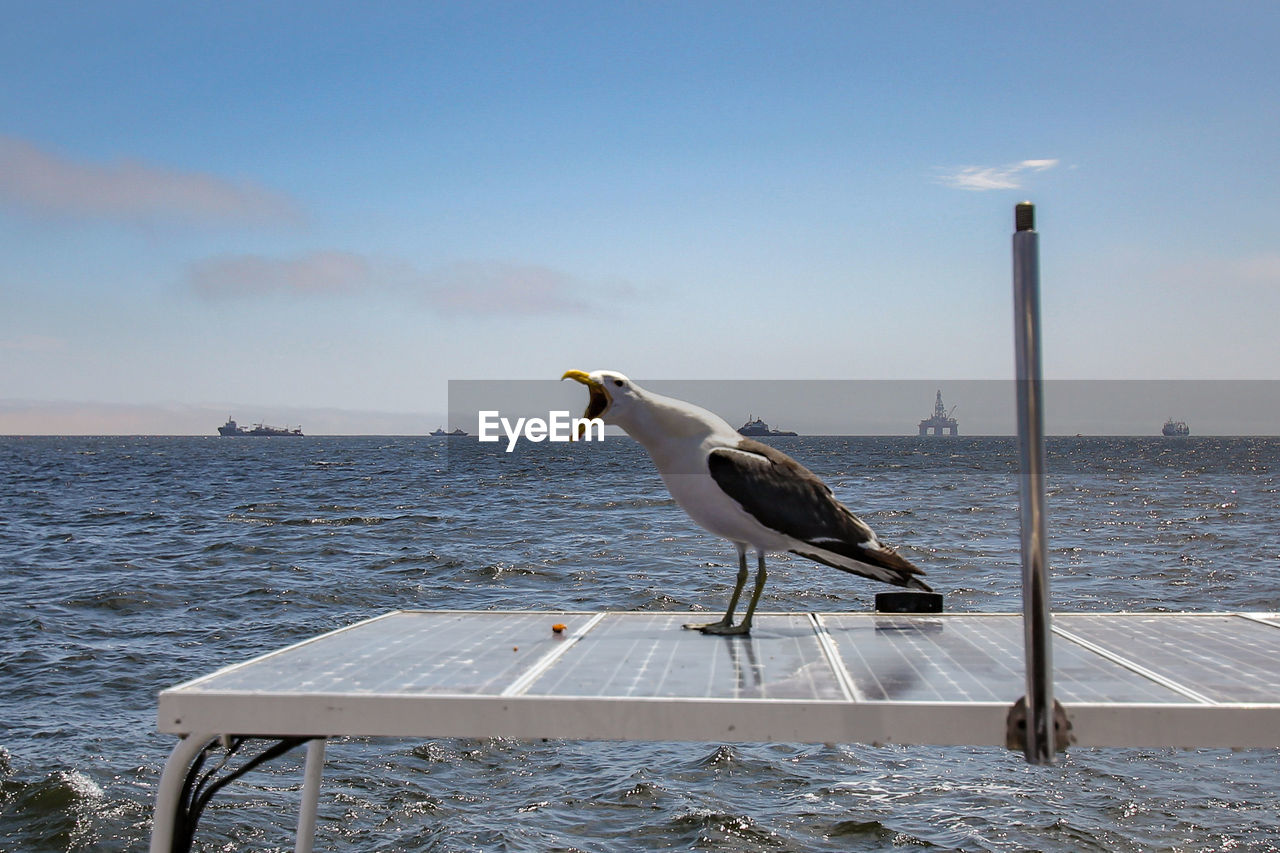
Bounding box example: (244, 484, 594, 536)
(500, 613, 607, 697)
(157, 610, 1280, 748)
(346, 614, 460, 694)
(183, 610, 593, 696)
(925, 618, 1017, 702)
(163, 610, 403, 694)
(698, 621, 730, 699)
(1048, 631, 1192, 704)
(967, 619, 1027, 700)
(808, 614, 861, 702)
(820, 613, 1197, 705)
(823, 613, 1019, 703)
(855, 617, 936, 696)
(310, 612, 502, 695)
(629, 614, 681, 698)
(1056, 613, 1280, 704)
(520, 612, 648, 697)
(1050, 623, 1216, 705)
(522, 613, 847, 701)
(176, 611, 1274, 705)
(746, 615, 835, 701)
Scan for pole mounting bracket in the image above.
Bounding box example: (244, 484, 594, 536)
(1006, 696, 1074, 754)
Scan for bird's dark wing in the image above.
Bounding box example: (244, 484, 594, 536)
(707, 438, 931, 591)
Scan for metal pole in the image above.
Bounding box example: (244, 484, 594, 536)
(1013, 201, 1055, 763)
(150, 733, 216, 853)
(295, 738, 327, 853)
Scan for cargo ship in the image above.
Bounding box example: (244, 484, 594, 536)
(1162, 418, 1190, 437)
(737, 416, 798, 437)
(218, 417, 303, 437)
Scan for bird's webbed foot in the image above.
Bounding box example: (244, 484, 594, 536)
(683, 617, 731, 632)
(684, 620, 751, 636)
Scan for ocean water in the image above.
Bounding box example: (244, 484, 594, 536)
(1, 434, 1278, 851)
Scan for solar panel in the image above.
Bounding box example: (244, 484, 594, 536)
(524, 613, 845, 701)
(820, 614, 1186, 704)
(158, 610, 1280, 749)
(1055, 613, 1280, 704)
(187, 611, 593, 696)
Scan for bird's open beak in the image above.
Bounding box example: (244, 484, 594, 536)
(561, 370, 610, 428)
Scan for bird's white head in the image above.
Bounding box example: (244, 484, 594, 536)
(560, 369, 639, 425)
(561, 369, 736, 451)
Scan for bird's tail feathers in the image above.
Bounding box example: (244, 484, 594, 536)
(790, 542, 933, 592)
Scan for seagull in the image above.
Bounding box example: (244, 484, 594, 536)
(562, 369, 931, 635)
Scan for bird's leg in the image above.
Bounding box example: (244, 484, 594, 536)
(734, 552, 768, 634)
(692, 550, 765, 636)
(684, 546, 748, 632)
(722, 548, 750, 622)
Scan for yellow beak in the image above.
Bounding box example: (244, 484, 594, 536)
(561, 369, 609, 437)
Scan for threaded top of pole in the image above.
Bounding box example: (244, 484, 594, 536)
(1015, 202, 1035, 232)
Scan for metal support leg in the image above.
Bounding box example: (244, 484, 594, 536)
(1013, 200, 1056, 764)
(151, 734, 312, 852)
(294, 738, 327, 853)
(150, 733, 217, 853)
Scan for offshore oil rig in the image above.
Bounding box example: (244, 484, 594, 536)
(918, 389, 959, 436)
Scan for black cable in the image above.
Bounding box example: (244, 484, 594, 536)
(169, 736, 311, 853)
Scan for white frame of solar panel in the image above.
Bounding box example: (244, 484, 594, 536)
(157, 609, 1280, 749)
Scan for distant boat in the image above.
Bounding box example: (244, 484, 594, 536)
(218, 417, 303, 437)
(737, 416, 797, 437)
(430, 426, 469, 437)
(1162, 418, 1190, 437)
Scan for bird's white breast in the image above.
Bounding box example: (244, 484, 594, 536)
(652, 442, 792, 551)
(609, 387, 792, 551)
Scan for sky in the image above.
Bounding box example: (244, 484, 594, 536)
(2, 1, 1278, 434)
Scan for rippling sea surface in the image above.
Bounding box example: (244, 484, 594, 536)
(2, 435, 1278, 851)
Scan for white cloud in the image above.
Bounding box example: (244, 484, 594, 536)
(420, 261, 592, 315)
(186, 252, 629, 316)
(939, 158, 1060, 191)
(0, 135, 303, 225)
(187, 252, 373, 298)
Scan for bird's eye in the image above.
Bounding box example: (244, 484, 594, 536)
(613, 379, 624, 387)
